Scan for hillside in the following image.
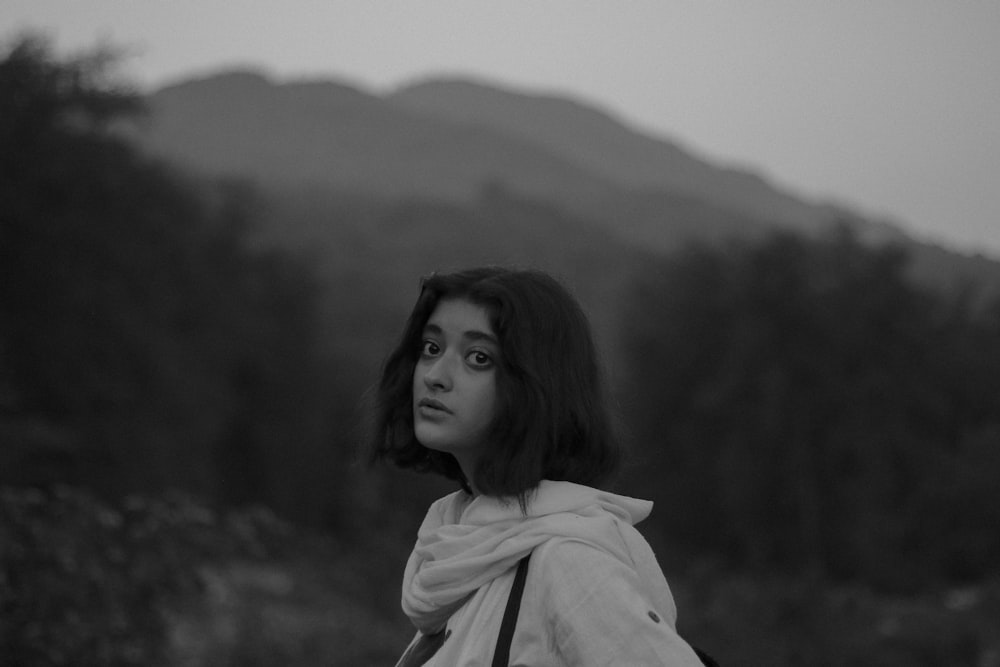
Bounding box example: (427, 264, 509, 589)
(390, 78, 881, 237)
(138, 70, 616, 205)
(135, 70, 798, 251)
(249, 186, 660, 372)
(134, 68, 1000, 299)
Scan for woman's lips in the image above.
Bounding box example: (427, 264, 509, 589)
(417, 398, 452, 414)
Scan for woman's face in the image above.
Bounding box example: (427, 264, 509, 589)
(412, 298, 499, 476)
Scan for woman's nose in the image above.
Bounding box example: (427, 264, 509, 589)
(423, 356, 453, 390)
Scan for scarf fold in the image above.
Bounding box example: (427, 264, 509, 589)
(401, 480, 654, 633)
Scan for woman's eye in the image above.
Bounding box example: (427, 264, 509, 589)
(466, 350, 494, 368)
(420, 341, 440, 357)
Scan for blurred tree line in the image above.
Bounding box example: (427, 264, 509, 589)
(0, 35, 349, 524)
(624, 231, 1000, 591)
(2, 34, 998, 601)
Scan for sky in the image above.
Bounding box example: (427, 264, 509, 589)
(4, 1, 999, 257)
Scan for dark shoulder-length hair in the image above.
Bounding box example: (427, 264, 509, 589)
(369, 266, 621, 507)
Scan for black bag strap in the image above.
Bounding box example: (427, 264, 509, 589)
(492, 553, 531, 667)
(489, 551, 718, 667)
(694, 645, 721, 666)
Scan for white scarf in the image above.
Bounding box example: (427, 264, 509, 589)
(400, 480, 657, 634)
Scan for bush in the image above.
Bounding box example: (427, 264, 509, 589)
(0, 484, 408, 666)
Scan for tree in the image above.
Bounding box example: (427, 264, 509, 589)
(624, 227, 1000, 588)
(0, 35, 337, 524)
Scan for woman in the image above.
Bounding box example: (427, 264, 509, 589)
(371, 267, 706, 666)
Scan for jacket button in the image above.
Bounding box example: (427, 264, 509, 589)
(648, 610, 661, 623)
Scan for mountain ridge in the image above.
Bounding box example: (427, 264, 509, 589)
(388, 77, 905, 242)
(132, 68, 1000, 298)
(140, 70, 619, 205)
(134, 69, 822, 252)
(138, 69, 909, 246)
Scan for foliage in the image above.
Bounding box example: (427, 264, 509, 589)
(624, 228, 1000, 589)
(0, 33, 140, 141)
(4, 484, 998, 666)
(0, 35, 344, 522)
(0, 484, 407, 667)
(674, 557, 1000, 667)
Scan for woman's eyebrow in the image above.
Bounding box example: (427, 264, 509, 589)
(463, 330, 499, 345)
(422, 322, 498, 345)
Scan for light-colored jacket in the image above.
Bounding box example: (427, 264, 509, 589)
(396, 481, 704, 666)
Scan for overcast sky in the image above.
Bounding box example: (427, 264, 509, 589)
(4, 0, 999, 256)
